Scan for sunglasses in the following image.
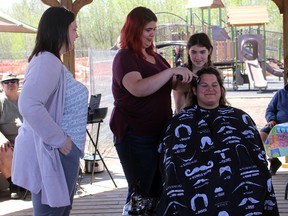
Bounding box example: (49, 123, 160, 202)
(2, 79, 18, 84)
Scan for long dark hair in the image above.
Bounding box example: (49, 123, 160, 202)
(28, 7, 75, 62)
(186, 66, 230, 107)
(119, 6, 157, 59)
(186, 32, 213, 70)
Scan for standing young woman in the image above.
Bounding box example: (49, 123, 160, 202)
(110, 6, 196, 214)
(12, 7, 88, 216)
(173, 32, 213, 113)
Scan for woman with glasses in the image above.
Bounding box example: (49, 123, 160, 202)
(0, 73, 23, 199)
(157, 66, 279, 215)
(12, 7, 88, 216)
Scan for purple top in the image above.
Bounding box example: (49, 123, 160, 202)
(110, 48, 172, 141)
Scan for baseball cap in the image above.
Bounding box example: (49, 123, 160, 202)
(1, 73, 19, 82)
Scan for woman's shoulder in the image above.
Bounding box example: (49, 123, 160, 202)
(116, 48, 134, 57)
(29, 52, 62, 72)
(27, 52, 63, 82)
(220, 106, 254, 122)
(114, 49, 141, 68)
(113, 49, 136, 63)
(171, 105, 197, 122)
(30, 52, 62, 66)
(276, 88, 288, 96)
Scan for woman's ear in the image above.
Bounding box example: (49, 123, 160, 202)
(192, 86, 197, 95)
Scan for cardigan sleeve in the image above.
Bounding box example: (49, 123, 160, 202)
(18, 52, 67, 148)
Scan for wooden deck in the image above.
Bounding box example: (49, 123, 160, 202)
(1, 151, 288, 215)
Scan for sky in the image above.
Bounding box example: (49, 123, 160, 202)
(1, 0, 19, 10)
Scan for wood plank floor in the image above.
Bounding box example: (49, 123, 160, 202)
(1, 152, 288, 215)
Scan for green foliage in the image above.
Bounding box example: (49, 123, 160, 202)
(0, 0, 284, 58)
(0, 0, 47, 59)
(76, 0, 188, 49)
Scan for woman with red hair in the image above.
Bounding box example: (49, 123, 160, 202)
(110, 6, 196, 215)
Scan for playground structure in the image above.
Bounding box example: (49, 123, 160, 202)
(155, 0, 284, 91)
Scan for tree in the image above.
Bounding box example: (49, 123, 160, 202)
(0, 0, 47, 59)
(0, 0, 284, 59)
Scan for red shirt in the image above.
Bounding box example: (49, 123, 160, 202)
(110, 48, 172, 141)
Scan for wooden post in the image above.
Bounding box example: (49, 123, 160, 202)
(63, 50, 75, 77)
(61, 0, 75, 77)
(271, 0, 287, 85)
(283, 2, 288, 86)
(282, 1, 288, 165)
(271, 0, 288, 165)
(41, 0, 61, 7)
(41, 0, 93, 77)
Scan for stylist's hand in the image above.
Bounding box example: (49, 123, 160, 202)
(173, 67, 197, 83)
(59, 136, 72, 155)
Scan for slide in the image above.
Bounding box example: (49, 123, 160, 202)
(245, 59, 268, 90)
(239, 35, 283, 79)
(264, 62, 283, 77)
(243, 47, 283, 77)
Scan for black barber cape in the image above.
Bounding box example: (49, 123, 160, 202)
(157, 105, 279, 216)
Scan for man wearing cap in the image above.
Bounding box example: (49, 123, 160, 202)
(260, 83, 288, 175)
(0, 73, 23, 199)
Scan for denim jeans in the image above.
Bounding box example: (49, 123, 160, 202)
(114, 129, 162, 203)
(32, 143, 81, 216)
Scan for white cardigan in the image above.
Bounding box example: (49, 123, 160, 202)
(12, 52, 70, 207)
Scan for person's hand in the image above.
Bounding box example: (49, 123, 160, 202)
(59, 136, 72, 155)
(0, 141, 13, 178)
(173, 67, 197, 83)
(0, 141, 12, 152)
(266, 120, 277, 128)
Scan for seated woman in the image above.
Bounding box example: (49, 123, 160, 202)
(0, 73, 23, 199)
(259, 84, 288, 175)
(156, 66, 279, 215)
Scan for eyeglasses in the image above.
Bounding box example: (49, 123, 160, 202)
(2, 79, 18, 84)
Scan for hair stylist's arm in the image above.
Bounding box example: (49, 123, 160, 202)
(59, 136, 72, 155)
(123, 67, 194, 97)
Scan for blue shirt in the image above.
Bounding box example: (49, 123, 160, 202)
(265, 88, 288, 123)
(61, 67, 88, 156)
